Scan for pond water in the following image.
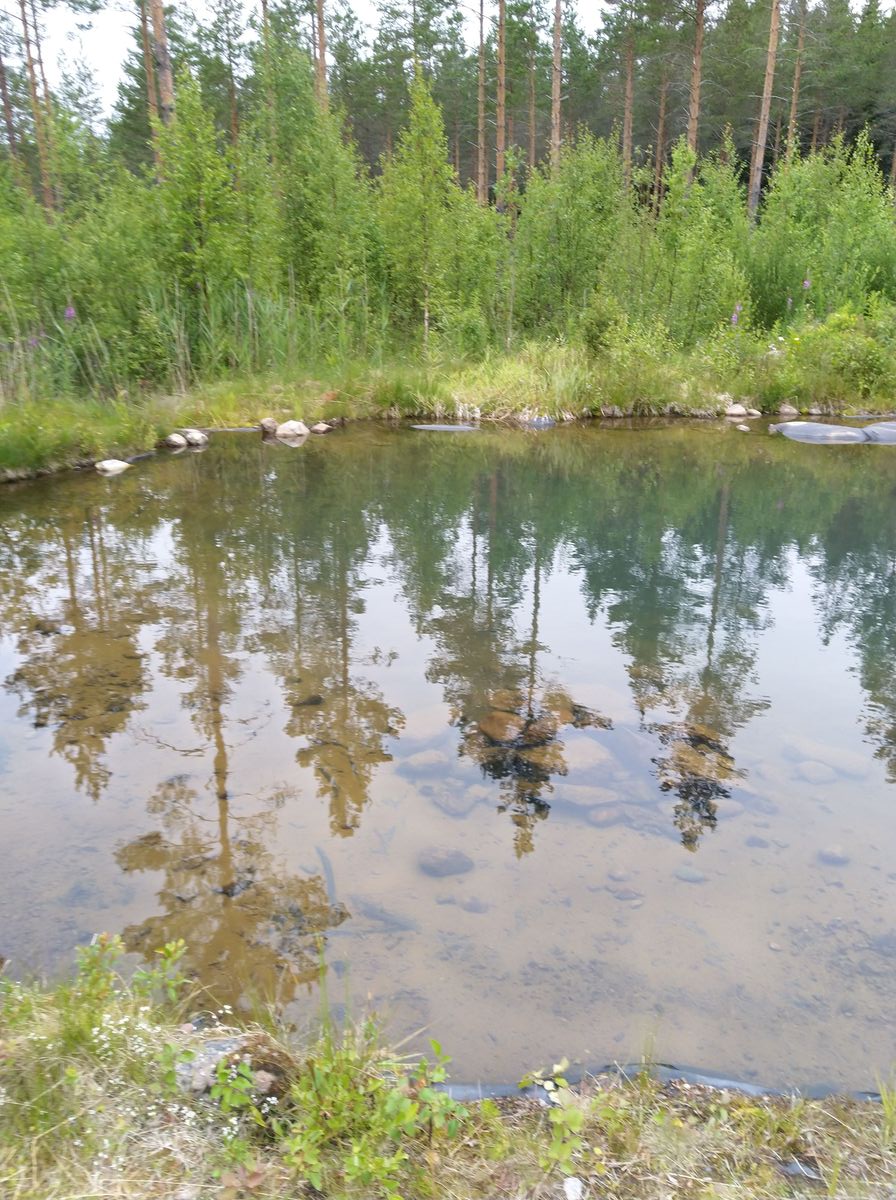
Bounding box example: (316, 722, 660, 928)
(2, 421, 896, 1091)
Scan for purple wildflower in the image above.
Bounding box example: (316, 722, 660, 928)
(28, 336, 39, 348)
(802, 278, 811, 290)
(735, 302, 743, 313)
(731, 310, 739, 327)
(64, 304, 76, 321)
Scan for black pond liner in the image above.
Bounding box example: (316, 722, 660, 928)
(410, 424, 480, 432)
(436, 1062, 883, 1104)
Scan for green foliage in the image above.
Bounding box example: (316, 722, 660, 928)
(521, 1058, 593, 1174)
(514, 132, 627, 332)
(275, 1027, 467, 1195)
(378, 71, 499, 348)
(749, 135, 896, 327)
(2, 14, 896, 455)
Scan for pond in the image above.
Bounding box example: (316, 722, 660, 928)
(1, 421, 895, 1092)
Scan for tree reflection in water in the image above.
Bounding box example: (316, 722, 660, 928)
(115, 776, 347, 1009)
(3, 427, 896, 906)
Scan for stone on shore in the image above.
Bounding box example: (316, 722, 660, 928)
(95, 459, 131, 475)
(276, 419, 310, 440)
(164, 433, 187, 449)
(259, 417, 279, 436)
(181, 428, 209, 447)
(777, 404, 799, 417)
(311, 422, 331, 434)
(725, 403, 747, 417)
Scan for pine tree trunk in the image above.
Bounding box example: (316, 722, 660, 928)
(149, 0, 175, 125)
(30, 0, 50, 111)
(550, 0, 561, 173)
(496, 0, 506, 186)
(771, 113, 781, 167)
(0, 47, 19, 163)
(224, 19, 240, 148)
(315, 0, 328, 110)
(622, 28, 634, 189)
(786, 0, 805, 159)
(653, 73, 668, 214)
(686, 0, 705, 154)
(138, 0, 162, 168)
(810, 107, 820, 152)
(18, 0, 53, 210)
(29, 0, 58, 205)
(747, 0, 780, 218)
(477, 0, 487, 203)
(228, 69, 240, 148)
(528, 51, 536, 169)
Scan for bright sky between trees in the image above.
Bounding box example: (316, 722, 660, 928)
(45, 0, 606, 118)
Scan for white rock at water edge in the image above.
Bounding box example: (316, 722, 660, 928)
(276, 419, 310, 440)
(777, 404, 799, 416)
(164, 432, 188, 449)
(259, 416, 279, 435)
(181, 428, 209, 447)
(725, 402, 747, 417)
(311, 421, 331, 434)
(95, 459, 131, 475)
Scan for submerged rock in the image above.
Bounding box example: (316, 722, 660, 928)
(418, 847, 475, 877)
(478, 710, 525, 744)
(674, 865, 706, 884)
(796, 759, 837, 785)
(817, 845, 850, 867)
(95, 459, 131, 475)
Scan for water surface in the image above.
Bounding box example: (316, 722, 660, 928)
(2, 422, 895, 1090)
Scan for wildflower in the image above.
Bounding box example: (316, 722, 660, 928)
(802, 278, 811, 289)
(64, 304, 76, 321)
(731, 311, 739, 327)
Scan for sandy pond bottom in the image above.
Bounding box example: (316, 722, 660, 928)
(1, 421, 895, 1091)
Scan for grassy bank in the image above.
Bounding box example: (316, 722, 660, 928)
(2, 937, 896, 1199)
(3, 311, 896, 481)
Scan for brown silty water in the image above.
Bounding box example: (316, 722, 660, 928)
(1, 421, 894, 1090)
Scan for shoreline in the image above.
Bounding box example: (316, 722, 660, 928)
(3, 949, 895, 1198)
(5, 401, 896, 487)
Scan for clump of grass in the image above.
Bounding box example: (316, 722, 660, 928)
(5, 939, 896, 1198)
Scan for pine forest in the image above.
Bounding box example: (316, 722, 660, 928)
(2, 0, 896, 466)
